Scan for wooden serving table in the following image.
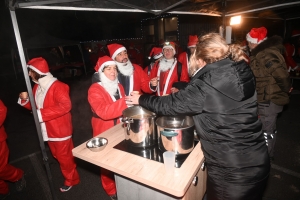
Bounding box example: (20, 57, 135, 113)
(72, 124, 206, 200)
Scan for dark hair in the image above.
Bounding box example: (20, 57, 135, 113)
(28, 68, 46, 80)
(189, 33, 248, 76)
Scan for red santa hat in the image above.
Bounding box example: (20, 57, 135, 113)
(148, 47, 163, 60)
(94, 56, 116, 72)
(27, 57, 50, 75)
(246, 27, 268, 44)
(162, 41, 176, 54)
(291, 30, 300, 37)
(107, 43, 127, 60)
(187, 35, 198, 48)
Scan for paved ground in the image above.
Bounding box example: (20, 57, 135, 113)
(0, 56, 300, 200)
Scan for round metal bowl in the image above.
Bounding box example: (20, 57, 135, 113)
(86, 137, 108, 152)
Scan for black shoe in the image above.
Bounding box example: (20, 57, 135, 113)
(110, 194, 118, 200)
(60, 185, 72, 192)
(0, 192, 10, 200)
(15, 175, 26, 192)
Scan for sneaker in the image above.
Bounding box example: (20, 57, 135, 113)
(110, 194, 118, 200)
(60, 185, 72, 192)
(15, 175, 26, 192)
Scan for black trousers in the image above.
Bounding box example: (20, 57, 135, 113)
(258, 102, 283, 157)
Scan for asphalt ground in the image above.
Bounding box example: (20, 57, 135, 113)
(0, 61, 299, 200)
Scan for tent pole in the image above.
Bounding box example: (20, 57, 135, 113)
(9, 9, 58, 200)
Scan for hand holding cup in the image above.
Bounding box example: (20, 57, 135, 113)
(150, 76, 159, 87)
(19, 92, 28, 100)
(125, 91, 141, 105)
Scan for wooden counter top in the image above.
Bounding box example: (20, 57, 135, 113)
(72, 124, 205, 197)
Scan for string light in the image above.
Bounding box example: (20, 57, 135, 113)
(79, 14, 180, 44)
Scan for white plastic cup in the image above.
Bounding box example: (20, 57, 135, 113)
(163, 151, 175, 174)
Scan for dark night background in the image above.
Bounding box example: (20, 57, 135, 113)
(0, 1, 150, 54)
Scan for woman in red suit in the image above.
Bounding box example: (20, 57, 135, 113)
(18, 57, 80, 192)
(88, 56, 129, 200)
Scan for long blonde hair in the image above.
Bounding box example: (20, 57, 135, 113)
(189, 33, 248, 76)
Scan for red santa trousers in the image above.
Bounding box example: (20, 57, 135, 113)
(0, 140, 23, 194)
(48, 139, 80, 186)
(101, 168, 116, 196)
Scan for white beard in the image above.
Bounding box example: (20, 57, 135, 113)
(116, 60, 134, 76)
(100, 72, 119, 96)
(159, 58, 174, 72)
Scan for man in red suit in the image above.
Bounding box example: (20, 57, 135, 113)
(0, 100, 26, 198)
(149, 41, 190, 96)
(107, 43, 156, 95)
(178, 35, 198, 76)
(18, 57, 80, 192)
(284, 30, 300, 73)
(144, 47, 163, 76)
(88, 56, 129, 200)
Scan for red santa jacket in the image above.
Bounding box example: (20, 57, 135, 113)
(88, 83, 128, 136)
(149, 59, 190, 96)
(0, 100, 7, 142)
(131, 64, 153, 94)
(284, 43, 298, 71)
(19, 80, 73, 141)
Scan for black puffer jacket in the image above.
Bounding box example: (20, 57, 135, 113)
(139, 58, 270, 199)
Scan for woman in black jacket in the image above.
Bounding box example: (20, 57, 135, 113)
(126, 33, 270, 200)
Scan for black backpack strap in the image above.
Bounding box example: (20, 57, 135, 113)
(177, 61, 182, 81)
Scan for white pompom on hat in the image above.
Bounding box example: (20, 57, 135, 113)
(246, 27, 268, 44)
(94, 56, 116, 72)
(107, 43, 126, 60)
(27, 57, 50, 75)
(162, 41, 176, 54)
(148, 47, 163, 60)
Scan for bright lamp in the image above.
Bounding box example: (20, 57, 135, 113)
(230, 16, 241, 25)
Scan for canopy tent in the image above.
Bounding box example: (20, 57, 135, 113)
(7, 1, 300, 200)
(9, 0, 300, 20)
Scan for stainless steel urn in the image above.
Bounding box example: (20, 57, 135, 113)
(122, 106, 157, 147)
(156, 116, 195, 155)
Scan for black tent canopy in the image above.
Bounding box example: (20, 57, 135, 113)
(10, 0, 300, 20)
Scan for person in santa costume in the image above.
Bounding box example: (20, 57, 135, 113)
(0, 100, 26, 198)
(88, 56, 129, 200)
(144, 47, 163, 76)
(149, 41, 190, 96)
(17, 57, 80, 192)
(284, 30, 300, 73)
(88, 55, 129, 135)
(106, 43, 157, 95)
(246, 27, 292, 161)
(178, 35, 198, 76)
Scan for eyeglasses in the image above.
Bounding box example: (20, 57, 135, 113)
(163, 48, 173, 52)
